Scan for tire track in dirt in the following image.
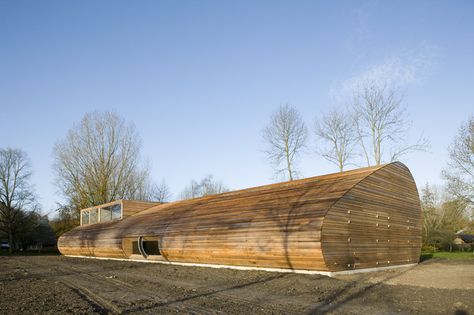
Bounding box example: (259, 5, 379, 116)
(118, 270, 305, 314)
(60, 266, 220, 314)
(10, 257, 122, 314)
(19, 257, 223, 314)
(59, 278, 119, 314)
(6, 256, 297, 314)
(4, 256, 474, 314)
(39, 257, 290, 313)
(48, 258, 292, 314)
(6, 257, 308, 314)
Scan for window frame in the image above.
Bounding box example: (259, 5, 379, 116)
(89, 208, 99, 224)
(81, 210, 90, 225)
(80, 201, 123, 226)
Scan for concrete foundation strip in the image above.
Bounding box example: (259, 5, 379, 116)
(65, 255, 417, 277)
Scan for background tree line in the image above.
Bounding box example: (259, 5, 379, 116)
(1, 81, 472, 249)
(419, 116, 474, 251)
(0, 149, 55, 253)
(261, 81, 473, 251)
(262, 82, 429, 179)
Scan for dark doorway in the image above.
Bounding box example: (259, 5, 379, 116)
(143, 241, 160, 256)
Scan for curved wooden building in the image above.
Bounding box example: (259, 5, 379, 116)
(58, 162, 422, 272)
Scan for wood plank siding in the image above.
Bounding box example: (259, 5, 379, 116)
(58, 162, 422, 272)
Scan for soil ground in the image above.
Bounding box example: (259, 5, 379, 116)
(0, 255, 473, 314)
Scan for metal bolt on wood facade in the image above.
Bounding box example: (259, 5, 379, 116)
(58, 162, 422, 272)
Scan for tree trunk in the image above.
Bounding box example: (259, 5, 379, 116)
(286, 156, 293, 181)
(285, 143, 293, 181)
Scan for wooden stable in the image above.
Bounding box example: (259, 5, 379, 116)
(58, 162, 422, 273)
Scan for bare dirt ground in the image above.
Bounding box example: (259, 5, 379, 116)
(0, 255, 473, 314)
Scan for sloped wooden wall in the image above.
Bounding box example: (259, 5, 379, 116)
(58, 162, 422, 272)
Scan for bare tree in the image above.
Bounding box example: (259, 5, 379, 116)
(353, 83, 429, 165)
(262, 104, 308, 180)
(314, 108, 356, 172)
(180, 175, 228, 200)
(443, 116, 474, 206)
(0, 148, 37, 253)
(53, 111, 153, 217)
(147, 179, 172, 203)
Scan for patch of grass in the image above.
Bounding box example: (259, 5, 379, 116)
(420, 252, 433, 262)
(432, 251, 474, 260)
(421, 251, 474, 261)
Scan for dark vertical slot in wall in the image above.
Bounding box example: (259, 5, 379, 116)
(132, 241, 140, 255)
(143, 241, 160, 255)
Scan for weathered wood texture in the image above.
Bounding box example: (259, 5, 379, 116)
(121, 200, 162, 218)
(58, 162, 422, 272)
(321, 162, 422, 271)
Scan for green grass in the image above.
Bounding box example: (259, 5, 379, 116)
(421, 251, 474, 261)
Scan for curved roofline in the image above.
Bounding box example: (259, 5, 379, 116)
(68, 163, 405, 229)
(137, 163, 392, 215)
(324, 161, 410, 212)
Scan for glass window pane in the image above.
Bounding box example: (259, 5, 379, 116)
(100, 207, 112, 222)
(81, 211, 90, 225)
(90, 208, 98, 224)
(111, 204, 122, 220)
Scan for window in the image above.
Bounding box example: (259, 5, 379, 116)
(89, 208, 98, 224)
(111, 204, 122, 220)
(100, 207, 112, 222)
(81, 211, 90, 225)
(80, 203, 121, 226)
(99, 204, 121, 223)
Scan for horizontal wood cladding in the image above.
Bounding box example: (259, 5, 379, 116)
(321, 162, 422, 271)
(58, 162, 422, 272)
(122, 200, 161, 218)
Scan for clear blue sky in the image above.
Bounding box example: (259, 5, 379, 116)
(0, 1, 473, 215)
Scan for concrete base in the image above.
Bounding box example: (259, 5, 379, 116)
(64, 255, 417, 277)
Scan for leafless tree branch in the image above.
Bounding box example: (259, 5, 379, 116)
(179, 175, 228, 200)
(442, 116, 474, 205)
(262, 104, 308, 180)
(314, 108, 357, 172)
(53, 111, 159, 218)
(352, 83, 430, 165)
(0, 148, 37, 252)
